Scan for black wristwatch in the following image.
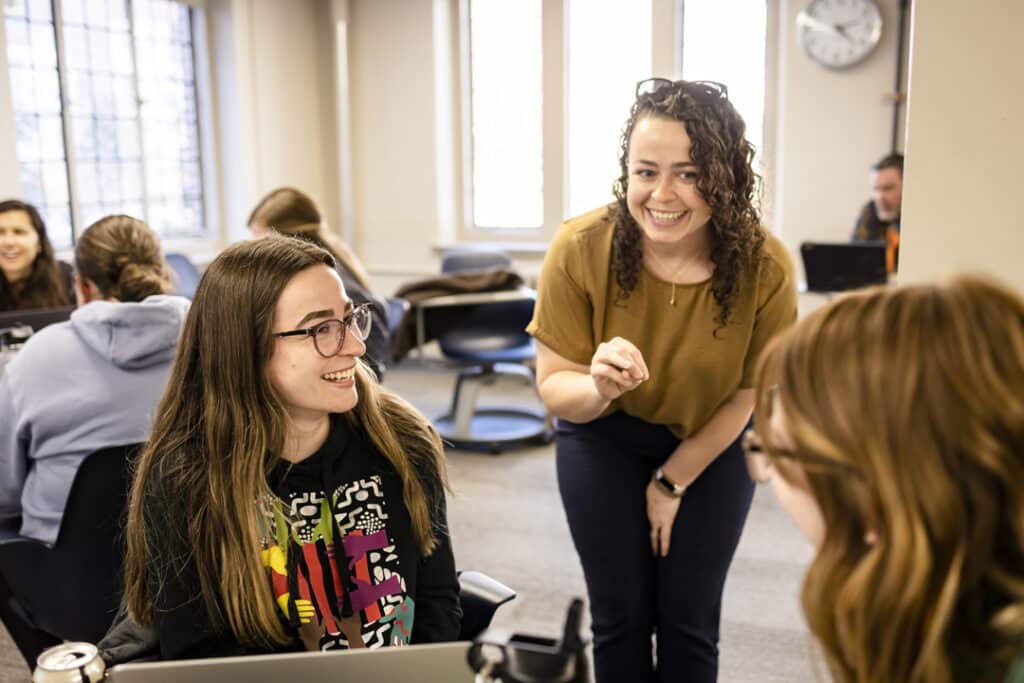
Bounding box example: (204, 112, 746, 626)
(653, 467, 687, 498)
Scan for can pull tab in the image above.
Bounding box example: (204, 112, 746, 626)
(32, 642, 106, 683)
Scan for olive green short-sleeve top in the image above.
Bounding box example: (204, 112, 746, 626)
(527, 206, 798, 439)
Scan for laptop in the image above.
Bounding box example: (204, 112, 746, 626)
(0, 305, 75, 335)
(107, 641, 475, 683)
(800, 241, 888, 293)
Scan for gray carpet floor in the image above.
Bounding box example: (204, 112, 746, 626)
(0, 354, 818, 682)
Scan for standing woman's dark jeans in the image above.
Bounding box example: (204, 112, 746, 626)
(556, 410, 754, 683)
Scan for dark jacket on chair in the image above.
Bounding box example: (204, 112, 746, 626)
(390, 270, 524, 362)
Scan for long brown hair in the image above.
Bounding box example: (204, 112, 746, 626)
(754, 275, 1024, 683)
(123, 236, 448, 648)
(0, 199, 70, 310)
(610, 81, 764, 327)
(75, 215, 170, 302)
(247, 187, 373, 290)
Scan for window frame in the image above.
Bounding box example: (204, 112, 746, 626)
(2, 0, 216, 250)
(455, 0, 564, 244)
(452, 0, 776, 246)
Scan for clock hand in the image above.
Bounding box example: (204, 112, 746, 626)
(796, 11, 848, 41)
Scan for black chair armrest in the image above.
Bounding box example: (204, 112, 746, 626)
(457, 570, 517, 641)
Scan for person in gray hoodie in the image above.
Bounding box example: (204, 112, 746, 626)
(0, 214, 189, 546)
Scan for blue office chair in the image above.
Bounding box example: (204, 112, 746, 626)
(164, 252, 202, 299)
(431, 250, 552, 453)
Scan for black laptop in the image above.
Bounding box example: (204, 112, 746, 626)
(800, 241, 888, 293)
(0, 306, 75, 349)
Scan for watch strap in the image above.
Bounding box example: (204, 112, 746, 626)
(654, 467, 686, 497)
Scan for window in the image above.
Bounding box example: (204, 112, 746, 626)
(461, 0, 651, 239)
(459, 0, 770, 241)
(3, 0, 205, 249)
(466, 0, 543, 230)
(566, 0, 651, 218)
(681, 0, 767, 176)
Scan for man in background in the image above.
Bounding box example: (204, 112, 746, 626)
(852, 153, 903, 272)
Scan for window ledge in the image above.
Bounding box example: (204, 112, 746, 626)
(431, 241, 549, 258)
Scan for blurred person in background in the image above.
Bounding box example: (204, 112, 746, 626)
(0, 199, 74, 311)
(851, 153, 903, 273)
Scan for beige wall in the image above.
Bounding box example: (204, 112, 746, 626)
(898, 0, 1024, 291)
(206, 0, 339, 243)
(770, 0, 905, 259)
(347, 0, 445, 279)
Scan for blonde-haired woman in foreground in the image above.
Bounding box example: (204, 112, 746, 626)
(745, 275, 1024, 683)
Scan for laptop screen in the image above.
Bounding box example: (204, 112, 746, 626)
(800, 242, 888, 293)
(0, 305, 75, 335)
(106, 642, 474, 683)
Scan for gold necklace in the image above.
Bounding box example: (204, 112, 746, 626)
(644, 248, 695, 306)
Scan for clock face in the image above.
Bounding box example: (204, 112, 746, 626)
(797, 0, 883, 69)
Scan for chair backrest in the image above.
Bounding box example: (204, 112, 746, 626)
(386, 296, 410, 340)
(441, 249, 512, 274)
(437, 297, 536, 361)
(164, 252, 201, 299)
(2, 443, 142, 642)
(436, 250, 534, 362)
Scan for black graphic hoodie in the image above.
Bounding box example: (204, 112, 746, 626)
(150, 414, 461, 659)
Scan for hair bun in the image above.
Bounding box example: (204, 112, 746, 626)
(115, 262, 166, 302)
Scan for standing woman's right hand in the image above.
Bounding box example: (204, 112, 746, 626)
(590, 337, 649, 400)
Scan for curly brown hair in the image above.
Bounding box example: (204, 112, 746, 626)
(610, 81, 765, 327)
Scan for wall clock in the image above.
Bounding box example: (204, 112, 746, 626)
(797, 0, 883, 69)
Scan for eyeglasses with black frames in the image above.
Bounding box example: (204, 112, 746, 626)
(273, 303, 373, 358)
(742, 427, 861, 485)
(635, 78, 729, 104)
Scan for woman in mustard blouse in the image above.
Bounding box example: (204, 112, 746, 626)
(527, 79, 797, 682)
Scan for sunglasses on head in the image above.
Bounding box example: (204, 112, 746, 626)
(635, 78, 729, 104)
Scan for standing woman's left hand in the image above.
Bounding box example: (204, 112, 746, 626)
(646, 481, 682, 557)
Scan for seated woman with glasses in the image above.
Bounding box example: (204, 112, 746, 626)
(122, 235, 460, 659)
(248, 187, 391, 379)
(527, 77, 798, 682)
(0, 199, 74, 312)
(746, 275, 1024, 683)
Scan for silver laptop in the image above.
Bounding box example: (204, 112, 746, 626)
(107, 641, 474, 683)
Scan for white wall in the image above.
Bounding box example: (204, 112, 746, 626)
(898, 0, 1024, 291)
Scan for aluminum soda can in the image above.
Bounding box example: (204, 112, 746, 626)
(32, 642, 106, 683)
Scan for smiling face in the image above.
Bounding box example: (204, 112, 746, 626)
(266, 265, 366, 429)
(626, 116, 713, 247)
(0, 209, 41, 284)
